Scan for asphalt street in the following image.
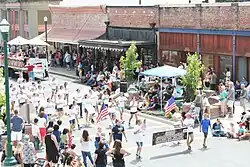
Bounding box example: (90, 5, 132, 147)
(9, 75, 250, 167)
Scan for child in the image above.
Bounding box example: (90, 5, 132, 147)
(60, 128, 69, 150)
(32, 118, 41, 151)
(237, 123, 245, 138)
(57, 120, 63, 132)
(226, 122, 236, 138)
(200, 113, 211, 148)
(69, 144, 77, 157)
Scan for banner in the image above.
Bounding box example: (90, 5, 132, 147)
(152, 127, 187, 146)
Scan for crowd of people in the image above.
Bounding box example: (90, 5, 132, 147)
(0, 71, 150, 167)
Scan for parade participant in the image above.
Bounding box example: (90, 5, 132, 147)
(37, 111, 47, 147)
(31, 118, 41, 151)
(108, 98, 117, 129)
(18, 90, 27, 107)
(64, 82, 69, 106)
(44, 98, 55, 118)
(58, 85, 65, 98)
(106, 140, 131, 167)
(80, 130, 94, 167)
(69, 101, 78, 131)
(11, 110, 24, 143)
(45, 128, 59, 167)
(52, 124, 61, 145)
(74, 89, 83, 118)
(37, 85, 45, 99)
(134, 119, 145, 159)
(102, 90, 109, 107)
(56, 94, 65, 119)
(183, 113, 195, 151)
(50, 77, 58, 99)
(22, 135, 36, 167)
(128, 96, 139, 127)
(200, 113, 211, 148)
(110, 120, 127, 144)
(30, 93, 40, 112)
(117, 92, 127, 121)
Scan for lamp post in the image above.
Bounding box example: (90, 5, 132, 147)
(44, 16, 48, 61)
(0, 19, 17, 166)
(104, 20, 110, 40)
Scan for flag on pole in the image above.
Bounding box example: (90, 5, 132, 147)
(96, 103, 109, 123)
(164, 96, 177, 116)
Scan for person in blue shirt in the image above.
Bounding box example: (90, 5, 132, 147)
(200, 113, 211, 148)
(110, 120, 127, 143)
(52, 124, 61, 144)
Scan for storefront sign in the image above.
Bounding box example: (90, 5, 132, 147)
(152, 127, 187, 145)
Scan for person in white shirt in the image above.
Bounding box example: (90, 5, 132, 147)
(203, 94, 211, 118)
(37, 111, 47, 146)
(30, 93, 40, 113)
(37, 85, 45, 99)
(18, 90, 27, 107)
(64, 52, 71, 71)
(134, 119, 146, 159)
(74, 89, 83, 118)
(32, 118, 41, 150)
(50, 77, 57, 99)
(183, 113, 195, 151)
(69, 101, 79, 131)
(102, 90, 109, 106)
(129, 96, 139, 127)
(117, 93, 127, 121)
(89, 89, 98, 113)
(64, 82, 69, 105)
(56, 94, 65, 119)
(44, 98, 55, 117)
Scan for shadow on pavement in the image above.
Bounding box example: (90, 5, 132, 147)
(150, 150, 190, 160)
(130, 158, 142, 165)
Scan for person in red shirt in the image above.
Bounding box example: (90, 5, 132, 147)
(27, 62, 35, 81)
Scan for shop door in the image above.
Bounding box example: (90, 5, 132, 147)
(219, 56, 232, 80)
(238, 57, 247, 81)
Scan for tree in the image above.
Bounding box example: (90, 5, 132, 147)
(181, 53, 204, 102)
(119, 42, 142, 83)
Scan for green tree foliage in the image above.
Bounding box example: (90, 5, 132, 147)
(119, 42, 142, 82)
(181, 53, 204, 102)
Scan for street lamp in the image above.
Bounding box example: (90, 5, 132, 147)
(0, 19, 17, 166)
(44, 16, 48, 61)
(104, 19, 110, 40)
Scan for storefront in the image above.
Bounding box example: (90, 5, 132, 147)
(78, 39, 156, 71)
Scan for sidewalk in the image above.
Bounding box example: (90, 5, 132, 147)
(49, 66, 77, 79)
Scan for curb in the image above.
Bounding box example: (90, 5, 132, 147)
(138, 112, 175, 126)
(49, 70, 77, 80)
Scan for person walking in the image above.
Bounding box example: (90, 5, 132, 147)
(134, 119, 146, 159)
(200, 113, 211, 149)
(11, 110, 24, 144)
(183, 113, 195, 151)
(22, 135, 37, 167)
(45, 128, 59, 167)
(106, 140, 131, 167)
(74, 89, 83, 118)
(227, 81, 235, 117)
(219, 85, 227, 117)
(128, 96, 139, 127)
(94, 142, 108, 167)
(240, 84, 248, 113)
(80, 130, 94, 167)
(110, 120, 127, 144)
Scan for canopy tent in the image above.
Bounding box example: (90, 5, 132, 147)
(24, 37, 50, 46)
(139, 65, 186, 78)
(7, 36, 29, 45)
(139, 65, 186, 112)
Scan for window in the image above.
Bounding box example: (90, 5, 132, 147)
(15, 11, 19, 24)
(25, 10, 28, 24)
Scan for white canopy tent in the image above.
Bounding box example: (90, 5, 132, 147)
(7, 36, 29, 45)
(24, 37, 50, 46)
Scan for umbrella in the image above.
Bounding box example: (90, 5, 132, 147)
(7, 36, 29, 45)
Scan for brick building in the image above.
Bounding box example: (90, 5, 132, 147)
(0, 0, 61, 39)
(106, 2, 250, 81)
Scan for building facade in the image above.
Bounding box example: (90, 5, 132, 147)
(0, 0, 61, 39)
(106, 2, 250, 81)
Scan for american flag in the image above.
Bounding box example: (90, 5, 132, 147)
(164, 96, 177, 116)
(96, 103, 109, 123)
